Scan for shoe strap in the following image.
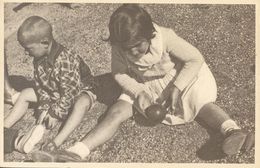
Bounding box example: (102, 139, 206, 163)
(41, 140, 58, 152)
(14, 134, 26, 153)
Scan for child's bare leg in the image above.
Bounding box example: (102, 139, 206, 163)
(52, 93, 92, 147)
(4, 41, 20, 104)
(4, 62, 13, 94)
(4, 88, 37, 128)
(66, 100, 133, 159)
(4, 60, 19, 103)
(82, 100, 132, 149)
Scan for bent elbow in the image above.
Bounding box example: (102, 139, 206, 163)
(194, 50, 205, 66)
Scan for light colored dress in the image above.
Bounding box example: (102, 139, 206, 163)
(111, 23, 217, 125)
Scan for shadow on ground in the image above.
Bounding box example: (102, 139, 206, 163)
(8, 72, 122, 124)
(9, 75, 35, 91)
(9, 73, 122, 107)
(195, 118, 226, 161)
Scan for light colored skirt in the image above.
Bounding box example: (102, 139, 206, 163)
(118, 63, 217, 125)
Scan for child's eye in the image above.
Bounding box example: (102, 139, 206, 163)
(126, 43, 142, 50)
(121, 40, 146, 51)
(133, 43, 142, 48)
(24, 47, 29, 50)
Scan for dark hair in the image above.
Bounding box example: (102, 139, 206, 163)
(108, 4, 155, 47)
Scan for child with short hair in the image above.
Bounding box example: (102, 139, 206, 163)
(4, 16, 97, 154)
(32, 4, 254, 162)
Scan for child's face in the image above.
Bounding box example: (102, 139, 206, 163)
(123, 39, 150, 59)
(20, 41, 49, 58)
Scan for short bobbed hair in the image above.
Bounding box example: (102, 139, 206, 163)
(108, 4, 155, 47)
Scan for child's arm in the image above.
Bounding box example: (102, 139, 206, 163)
(34, 79, 51, 124)
(166, 29, 204, 92)
(35, 79, 58, 129)
(111, 46, 150, 99)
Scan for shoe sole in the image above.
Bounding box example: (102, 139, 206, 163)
(56, 150, 83, 162)
(222, 132, 247, 155)
(23, 125, 45, 153)
(242, 133, 255, 152)
(32, 151, 56, 162)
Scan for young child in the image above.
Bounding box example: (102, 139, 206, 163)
(4, 39, 20, 105)
(32, 4, 254, 162)
(4, 16, 97, 154)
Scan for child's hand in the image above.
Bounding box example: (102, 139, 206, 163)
(40, 140, 57, 152)
(136, 90, 153, 115)
(37, 110, 48, 125)
(168, 85, 181, 115)
(43, 113, 59, 130)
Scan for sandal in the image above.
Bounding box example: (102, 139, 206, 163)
(32, 150, 57, 162)
(241, 132, 255, 152)
(32, 149, 85, 162)
(32, 140, 58, 162)
(41, 140, 58, 152)
(14, 124, 45, 153)
(56, 150, 85, 162)
(222, 129, 247, 155)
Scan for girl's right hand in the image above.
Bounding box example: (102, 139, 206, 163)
(136, 90, 153, 115)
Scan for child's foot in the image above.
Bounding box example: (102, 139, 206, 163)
(56, 150, 85, 162)
(32, 149, 84, 162)
(4, 89, 20, 105)
(14, 125, 45, 153)
(222, 129, 254, 155)
(32, 141, 89, 162)
(41, 140, 58, 152)
(32, 140, 58, 162)
(32, 150, 57, 162)
(241, 132, 255, 152)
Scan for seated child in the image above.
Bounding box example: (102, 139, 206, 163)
(4, 39, 20, 105)
(32, 4, 254, 162)
(4, 16, 97, 154)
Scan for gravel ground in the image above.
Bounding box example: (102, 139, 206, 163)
(4, 3, 255, 163)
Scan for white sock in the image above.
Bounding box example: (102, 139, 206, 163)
(66, 142, 90, 159)
(220, 119, 241, 135)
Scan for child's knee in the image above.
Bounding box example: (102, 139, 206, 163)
(74, 93, 92, 111)
(107, 101, 132, 122)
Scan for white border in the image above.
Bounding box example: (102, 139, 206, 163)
(1, 0, 259, 168)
